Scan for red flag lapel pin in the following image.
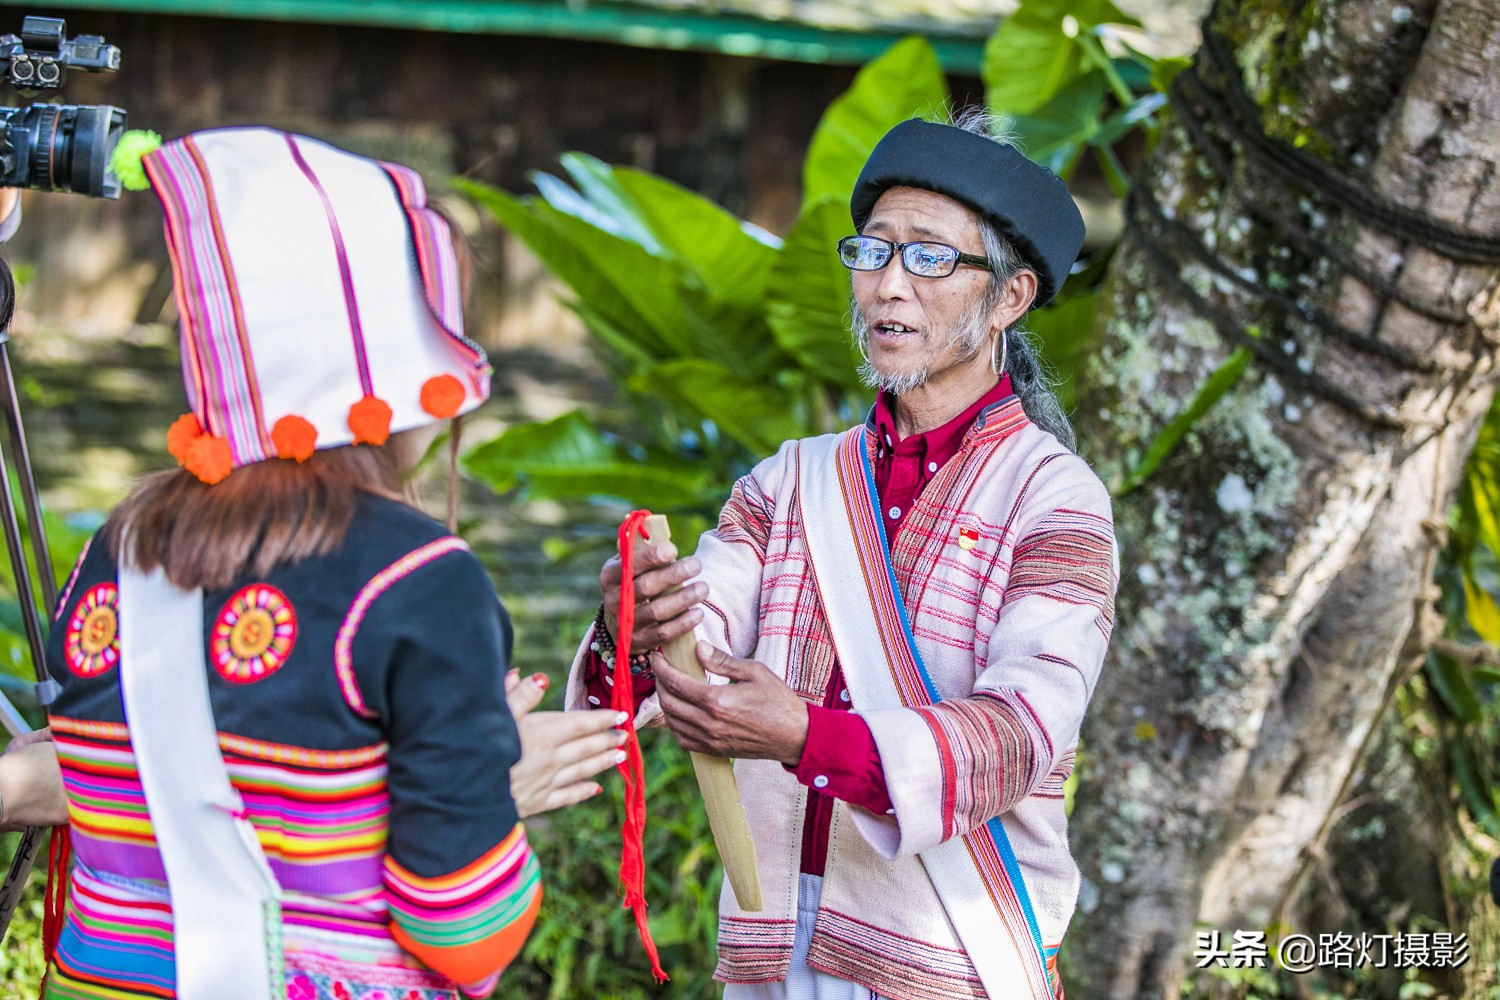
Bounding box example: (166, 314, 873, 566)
(957, 525, 980, 551)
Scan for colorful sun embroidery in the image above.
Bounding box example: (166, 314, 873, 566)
(65, 583, 120, 677)
(211, 584, 297, 684)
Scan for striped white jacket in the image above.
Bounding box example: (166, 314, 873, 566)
(569, 395, 1117, 1000)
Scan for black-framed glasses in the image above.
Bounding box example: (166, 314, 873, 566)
(837, 235, 992, 278)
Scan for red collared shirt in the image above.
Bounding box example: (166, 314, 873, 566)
(584, 375, 1016, 876)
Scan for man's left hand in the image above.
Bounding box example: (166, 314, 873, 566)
(653, 641, 809, 767)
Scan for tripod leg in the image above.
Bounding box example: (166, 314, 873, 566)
(0, 335, 63, 950)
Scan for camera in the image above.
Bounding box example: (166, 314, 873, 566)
(0, 16, 126, 198)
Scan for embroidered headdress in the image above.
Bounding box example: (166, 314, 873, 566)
(137, 127, 490, 484)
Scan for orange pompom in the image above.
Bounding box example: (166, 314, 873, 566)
(271, 415, 318, 462)
(419, 375, 466, 419)
(182, 434, 234, 486)
(348, 394, 393, 446)
(166, 412, 205, 463)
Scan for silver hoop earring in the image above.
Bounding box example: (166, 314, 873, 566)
(991, 331, 1008, 376)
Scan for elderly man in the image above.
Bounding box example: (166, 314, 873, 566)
(569, 115, 1118, 1000)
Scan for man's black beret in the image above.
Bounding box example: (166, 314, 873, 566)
(850, 119, 1086, 305)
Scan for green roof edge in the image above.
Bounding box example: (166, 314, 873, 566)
(17, 0, 991, 73)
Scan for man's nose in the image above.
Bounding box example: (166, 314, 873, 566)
(874, 257, 914, 299)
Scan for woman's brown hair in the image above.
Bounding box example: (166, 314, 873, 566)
(101, 444, 407, 592)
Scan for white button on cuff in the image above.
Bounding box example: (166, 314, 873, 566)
(840, 689, 850, 703)
(587, 695, 601, 706)
(927, 461, 938, 473)
(813, 775, 830, 789)
(888, 506, 901, 519)
(886, 808, 896, 815)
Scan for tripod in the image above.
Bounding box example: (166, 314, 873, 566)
(0, 293, 64, 943)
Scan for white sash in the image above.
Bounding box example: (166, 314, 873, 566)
(797, 429, 1054, 1000)
(118, 566, 283, 1000)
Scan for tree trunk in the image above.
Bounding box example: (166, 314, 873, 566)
(1067, 0, 1500, 995)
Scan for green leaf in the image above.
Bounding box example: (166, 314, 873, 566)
(802, 37, 949, 207)
(631, 360, 805, 457)
(1428, 648, 1485, 724)
(1150, 55, 1193, 95)
(1114, 347, 1253, 495)
(984, 0, 1137, 116)
(1007, 71, 1107, 175)
(765, 198, 864, 389)
(1026, 291, 1099, 413)
(1449, 735, 1500, 837)
(462, 410, 713, 509)
(614, 167, 778, 309)
(557, 153, 664, 254)
(1463, 570, 1500, 646)
(457, 179, 689, 361)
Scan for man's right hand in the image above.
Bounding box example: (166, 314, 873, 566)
(599, 542, 706, 652)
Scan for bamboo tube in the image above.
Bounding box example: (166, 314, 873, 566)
(631, 514, 763, 912)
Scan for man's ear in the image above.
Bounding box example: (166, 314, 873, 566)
(990, 268, 1039, 335)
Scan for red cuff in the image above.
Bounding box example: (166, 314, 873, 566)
(583, 645, 657, 714)
(791, 705, 894, 815)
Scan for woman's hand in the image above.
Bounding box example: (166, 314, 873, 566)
(505, 671, 629, 818)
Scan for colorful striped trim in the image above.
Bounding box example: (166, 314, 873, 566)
(142, 150, 212, 434)
(54, 536, 94, 622)
(218, 733, 388, 769)
(144, 138, 273, 458)
(378, 162, 485, 373)
(335, 537, 470, 718)
(713, 915, 798, 984)
(835, 426, 1054, 998)
(52, 716, 388, 771)
(50, 716, 129, 741)
(384, 824, 541, 987)
(806, 907, 987, 1000)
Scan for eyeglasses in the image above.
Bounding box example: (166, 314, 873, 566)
(837, 235, 992, 278)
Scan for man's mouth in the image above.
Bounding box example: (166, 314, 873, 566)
(873, 321, 919, 338)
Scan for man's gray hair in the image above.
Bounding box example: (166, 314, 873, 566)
(947, 108, 1077, 452)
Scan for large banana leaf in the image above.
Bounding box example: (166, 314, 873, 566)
(556, 153, 664, 254)
(984, 0, 1137, 117)
(463, 410, 714, 510)
(630, 360, 806, 458)
(802, 37, 949, 208)
(614, 167, 778, 309)
(459, 179, 693, 362)
(765, 198, 864, 390)
(1006, 71, 1107, 177)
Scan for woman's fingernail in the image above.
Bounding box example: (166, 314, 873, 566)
(507, 668, 520, 680)
(613, 750, 628, 764)
(532, 673, 549, 689)
(614, 711, 629, 725)
(591, 784, 604, 797)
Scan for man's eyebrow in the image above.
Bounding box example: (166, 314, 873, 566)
(862, 219, 958, 243)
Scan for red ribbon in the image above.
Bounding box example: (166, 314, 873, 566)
(614, 509, 669, 983)
(39, 826, 72, 993)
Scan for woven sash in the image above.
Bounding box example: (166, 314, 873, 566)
(118, 566, 284, 999)
(797, 429, 1053, 1000)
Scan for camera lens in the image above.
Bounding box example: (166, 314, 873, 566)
(0, 102, 127, 198)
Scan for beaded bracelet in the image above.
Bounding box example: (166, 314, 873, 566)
(592, 604, 655, 677)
